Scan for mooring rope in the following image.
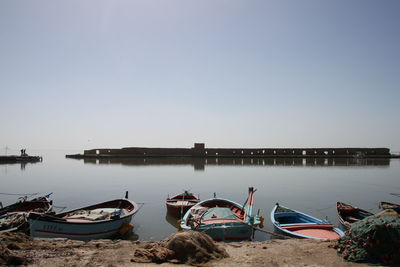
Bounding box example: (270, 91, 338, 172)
(251, 226, 293, 239)
(0, 192, 39, 197)
(52, 205, 68, 213)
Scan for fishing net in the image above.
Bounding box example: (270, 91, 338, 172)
(335, 211, 400, 265)
(131, 230, 228, 264)
(0, 233, 31, 265)
(0, 212, 27, 231)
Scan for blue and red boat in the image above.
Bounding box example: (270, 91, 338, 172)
(271, 203, 344, 240)
(180, 187, 261, 242)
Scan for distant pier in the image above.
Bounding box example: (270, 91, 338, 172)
(66, 143, 398, 159)
(0, 155, 42, 163)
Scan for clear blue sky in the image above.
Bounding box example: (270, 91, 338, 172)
(1, 0, 399, 151)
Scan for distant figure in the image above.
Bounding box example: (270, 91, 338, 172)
(21, 149, 24, 156)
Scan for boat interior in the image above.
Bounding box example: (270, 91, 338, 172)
(55, 199, 136, 222)
(168, 194, 199, 201)
(186, 200, 245, 226)
(63, 208, 129, 222)
(201, 200, 245, 220)
(337, 203, 372, 223)
(274, 212, 318, 225)
(2, 201, 50, 214)
(283, 226, 340, 240)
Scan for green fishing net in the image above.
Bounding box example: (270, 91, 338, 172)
(335, 214, 400, 265)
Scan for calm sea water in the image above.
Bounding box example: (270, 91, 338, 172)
(1, 150, 399, 241)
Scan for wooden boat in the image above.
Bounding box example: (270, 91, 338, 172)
(0, 194, 53, 233)
(379, 201, 400, 213)
(336, 202, 373, 229)
(271, 203, 344, 240)
(28, 194, 139, 241)
(166, 191, 200, 217)
(180, 187, 261, 242)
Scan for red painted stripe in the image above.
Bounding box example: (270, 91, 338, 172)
(35, 228, 118, 237)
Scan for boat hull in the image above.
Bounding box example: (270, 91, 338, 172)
(29, 214, 134, 241)
(196, 222, 254, 242)
(166, 204, 194, 217)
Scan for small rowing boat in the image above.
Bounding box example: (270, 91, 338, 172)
(166, 191, 200, 217)
(28, 193, 139, 241)
(271, 203, 344, 240)
(379, 201, 400, 213)
(0, 194, 53, 233)
(180, 187, 261, 242)
(336, 202, 373, 229)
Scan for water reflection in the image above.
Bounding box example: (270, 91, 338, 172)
(165, 212, 181, 230)
(0, 161, 40, 171)
(122, 231, 139, 241)
(67, 157, 390, 171)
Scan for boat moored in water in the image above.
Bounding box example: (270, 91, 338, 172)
(379, 201, 400, 213)
(28, 193, 139, 241)
(166, 190, 200, 217)
(180, 187, 261, 242)
(336, 202, 373, 229)
(271, 203, 344, 240)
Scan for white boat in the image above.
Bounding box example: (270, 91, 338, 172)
(28, 195, 139, 241)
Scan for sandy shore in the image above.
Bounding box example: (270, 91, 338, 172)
(1, 232, 380, 267)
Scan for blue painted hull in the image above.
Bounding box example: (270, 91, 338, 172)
(196, 221, 254, 242)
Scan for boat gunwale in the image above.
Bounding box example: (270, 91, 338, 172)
(180, 197, 245, 230)
(29, 198, 138, 225)
(166, 192, 200, 202)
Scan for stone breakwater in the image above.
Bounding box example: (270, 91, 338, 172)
(66, 143, 396, 159)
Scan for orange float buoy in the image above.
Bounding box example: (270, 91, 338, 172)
(259, 216, 265, 228)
